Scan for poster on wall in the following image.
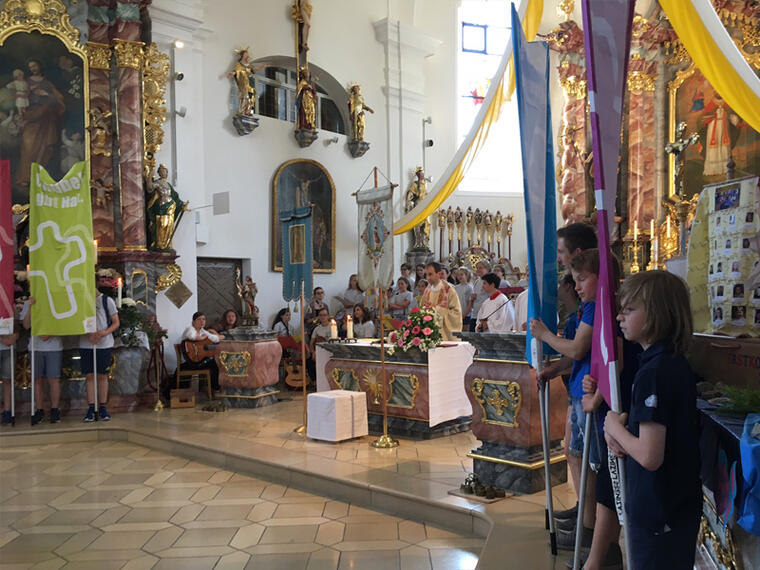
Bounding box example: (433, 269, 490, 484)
(271, 159, 335, 273)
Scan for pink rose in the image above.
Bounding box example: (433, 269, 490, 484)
(406, 319, 412, 326)
(389, 332, 397, 342)
(397, 339, 404, 347)
(412, 326, 421, 335)
(423, 315, 433, 322)
(410, 307, 420, 313)
(412, 337, 421, 346)
(423, 327, 433, 336)
(403, 329, 410, 337)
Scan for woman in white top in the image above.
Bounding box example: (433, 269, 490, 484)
(388, 277, 414, 320)
(335, 274, 364, 320)
(181, 311, 220, 391)
(454, 268, 475, 330)
(272, 308, 293, 337)
(351, 304, 376, 338)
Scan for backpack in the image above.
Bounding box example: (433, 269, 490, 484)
(102, 294, 113, 328)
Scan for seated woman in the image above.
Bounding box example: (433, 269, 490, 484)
(351, 304, 376, 338)
(272, 308, 293, 337)
(335, 274, 364, 320)
(388, 277, 413, 320)
(212, 309, 238, 338)
(181, 312, 220, 391)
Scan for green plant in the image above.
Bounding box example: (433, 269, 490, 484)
(117, 303, 143, 347)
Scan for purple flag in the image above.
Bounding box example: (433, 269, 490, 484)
(582, 0, 635, 410)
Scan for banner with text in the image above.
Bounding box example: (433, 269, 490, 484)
(0, 160, 13, 335)
(29, 162, 96, 335)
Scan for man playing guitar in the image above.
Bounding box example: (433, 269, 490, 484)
(181, 312, 220, 391)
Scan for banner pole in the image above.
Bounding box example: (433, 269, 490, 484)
(372, 287, 397, 449)
(573, 413, 593, 570)
(9, 344, 15, 425)
(92, 343, 98, 420)
(534, 341, 556, 554)
(30, 336, 35, 424)
(294, 280, 307, 435)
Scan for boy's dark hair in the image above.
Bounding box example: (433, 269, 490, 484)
(482, 273, 501, 288)
(426, 261, 443, 273)
(619, 270, 693, 355)
(313, 287, 323, 294)
(317, 307, 329, 316)
(400, 263, 411, 271)
(557, 223, 597, 252)
(192, 311, 205, 321)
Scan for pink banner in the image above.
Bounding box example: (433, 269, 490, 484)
(0, 160, 13, 333)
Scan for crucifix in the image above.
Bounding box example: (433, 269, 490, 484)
(665, 121, 699, 199)
(290, 0, 312, 70)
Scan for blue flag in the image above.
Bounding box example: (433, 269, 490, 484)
(281, 206, 313, 302)
(511, 3, 558, 366)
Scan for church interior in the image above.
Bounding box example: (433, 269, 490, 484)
(1, 0, 760, 568)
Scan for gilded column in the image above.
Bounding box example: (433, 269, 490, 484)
(626, 56, 658, 228)
(86, 42, 116, 248)
(557, 61, 588, 224)
(114, 38, 147, 249)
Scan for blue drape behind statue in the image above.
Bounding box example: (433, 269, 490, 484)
(281, 206, 314, 302)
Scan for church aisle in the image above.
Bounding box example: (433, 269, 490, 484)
(0, 440, 483, 569)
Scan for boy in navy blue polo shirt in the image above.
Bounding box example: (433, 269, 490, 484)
(605, 271, 700, 569)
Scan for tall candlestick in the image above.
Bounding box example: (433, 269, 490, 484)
(93, 239, 98, 264)
(117, 277, 123, 308)
(329, 318, 338, 339)
(346, 315, 354, 339)
(654, 236, 659, 265)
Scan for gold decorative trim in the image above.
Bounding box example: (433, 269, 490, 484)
(218, 351, 252, 377)
(388, 373, 419, 409)
(467, 452, 566, 470)
(471, 378, 522, 428)
(113, 38, 144, 70)
(86, 41, 111, 70)
(330, 368, 359, 390)
(142, 43, 170, 174)
(667, 65, 697, 199)
(698, 514, 738, 570)
(155, 264, 182, 293)
(329, 357, 428, 368)
(360, 369, 382, 404)
(0, 0, 80, 47)
(130, 268, 148, 305)
(627, 70, 656, 93)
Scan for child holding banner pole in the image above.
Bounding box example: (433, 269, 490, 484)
(79, 289, 119, 422)
(22, 298, 63, 425)
(0, 327, 18, 426)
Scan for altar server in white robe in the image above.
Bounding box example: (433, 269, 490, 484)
(475, 273, 515, 333)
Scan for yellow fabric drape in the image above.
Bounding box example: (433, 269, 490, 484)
(393, 0, 544, 235)
(659, 0, 760, 134)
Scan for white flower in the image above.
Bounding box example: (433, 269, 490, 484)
(121, 297, 137, 307)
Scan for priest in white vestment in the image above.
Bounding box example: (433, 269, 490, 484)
(475, 273, 515, 333)
(422, 262, 462, 341)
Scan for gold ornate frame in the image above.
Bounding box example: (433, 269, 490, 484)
(388, 373, 420, 410)
(271, 158, 336, 273)
(471, 377, 522, 428)
(0, 0, 91, 201)
(129, 268, 148, 305)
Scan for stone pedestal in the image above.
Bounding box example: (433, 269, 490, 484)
(405, 249, 433, 269)
(471, 441, 567, 495)
(294, 129, 319, 148)
(348, 140, 370, 158)
(233, 114, 259, 136)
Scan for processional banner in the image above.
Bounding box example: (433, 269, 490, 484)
(511, 4, 557, 367)
(29, 162, 96, 336)
(583, 0, 635, 410)
(0, 160, 13, 335)
(281, 206, 313, 302)
(356, 184, 394, 292)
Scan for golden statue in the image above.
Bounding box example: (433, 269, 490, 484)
(144, 164, 187, 251)
(404, 167, 430, 251)
(88, 107, 113, 157)
(227, 47, 265, 116)
(296, 66, 317, 130)
(347, 83, 374, 142)
(290, 0, 313, 52)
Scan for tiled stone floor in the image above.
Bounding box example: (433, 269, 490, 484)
(0, 440, 483, 569)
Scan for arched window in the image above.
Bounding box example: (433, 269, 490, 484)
(250, 58, 347, 135)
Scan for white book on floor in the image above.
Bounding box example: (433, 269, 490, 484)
(307, 390, 368, 441)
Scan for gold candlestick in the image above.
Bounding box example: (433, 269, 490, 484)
(631, 237, 641, 273)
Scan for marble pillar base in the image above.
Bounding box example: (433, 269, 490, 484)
(405, 250, 433, 268)
(232, 113, 259, 136)
(217, 386, 280, 408)
(471, 441, 567, 495)
(348, 140, 370, 158)
(294, 129, 318, 148)
(367, 413, 471, 440)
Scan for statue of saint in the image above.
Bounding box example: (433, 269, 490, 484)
(227, 47, 265, 116)
(296, 66, 317, 131)
(404, 166, 430, 251)
(144, 164, 187, 250)
(88, 107, 113, 157)
(347, 83, 374, 142)
(235, 267, 259, 324)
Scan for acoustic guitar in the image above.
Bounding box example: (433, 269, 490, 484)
(284, 361, 310, 388)
(183, 339, 219, 363)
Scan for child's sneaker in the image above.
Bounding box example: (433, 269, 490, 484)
(50, 408, 61, 424)
(1, 410, 12, 425)
(83, 407, 95, 422)
(31, 409, 45, 425)
(99, 406, 111, 421)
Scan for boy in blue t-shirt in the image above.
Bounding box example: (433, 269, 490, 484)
(531, 248, 600, 550)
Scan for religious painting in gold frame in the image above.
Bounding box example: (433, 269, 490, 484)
(0, 0, 91, 205)
(271, 158, 336, 273)
(668, 63, 760, 200)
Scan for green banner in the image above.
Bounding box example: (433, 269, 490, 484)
(29, 162, 96, 335)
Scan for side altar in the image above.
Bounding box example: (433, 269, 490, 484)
(316, 341, 475, 439)
(456, 332, 567, 494)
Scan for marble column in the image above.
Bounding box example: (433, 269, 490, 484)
(626, 59, 658, 228)
(113, 38, 147, 250)
(86, 42, 116, 248)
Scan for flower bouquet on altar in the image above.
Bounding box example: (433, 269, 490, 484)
(386, 307, 442, 355)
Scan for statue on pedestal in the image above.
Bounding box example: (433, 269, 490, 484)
(347, 83, 374, 158)
(295, 65, 318, 147)
(227, 47, 264, 135)
(405, 166, 430, 251)
(144, 164, 187, 251)
(235, 267, 259, 326)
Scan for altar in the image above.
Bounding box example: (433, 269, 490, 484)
(316, 340, 475, 439)
(214, 337, 282, 408)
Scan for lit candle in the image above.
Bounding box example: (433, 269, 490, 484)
(93, 239, 98, 264)
(329, 318, 338, 339)
(26, 264, 30, 278)
(117, 277, 123, 308)
(666, 217, 671, 238)
(346, 315, 354, 339)
(650, 219, 654, 237)
(653, 236, 659, 265)
(633, 220, 638, 241)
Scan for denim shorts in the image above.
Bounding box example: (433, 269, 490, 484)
(569, 397, 603, 470)
(34, 351, 62, 380)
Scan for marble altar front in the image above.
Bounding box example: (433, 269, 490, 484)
(214, 337, 282, 408)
